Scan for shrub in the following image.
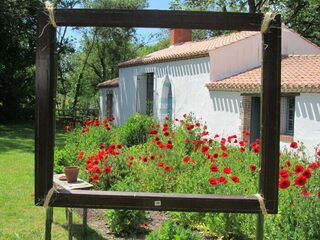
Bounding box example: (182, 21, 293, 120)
(54, 119, 116, 173)
(118, 113, 156, 147)
(104, 177, 147, 236)
(146, 219, 205, 240)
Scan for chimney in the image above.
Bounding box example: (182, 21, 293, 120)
(170, 29, 192, 46)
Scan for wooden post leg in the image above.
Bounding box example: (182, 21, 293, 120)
(45, 207, 53, 240)
(256, 213, 264, 240)
(82, 208, 88, 240)
(67, 208, 73, 240)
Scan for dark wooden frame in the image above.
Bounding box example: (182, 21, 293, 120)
(35, 9, 281, 213)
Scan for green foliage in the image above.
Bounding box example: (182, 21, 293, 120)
(169, 0, 320, 45)
(59, 114, 320, 239)
(105, 209, 147, 236)
(54, 121, 116, 173)
(147, 219, 205, 240)
(105, 177, 147, 236)
(118, 113, 156, 147)
(137, 38, 170, 56)
(0, 0, 41, 122)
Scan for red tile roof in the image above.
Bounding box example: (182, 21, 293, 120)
(206, 55, 320, 93)
(97, 77, 119, 88)
(119, 31, 259, 68)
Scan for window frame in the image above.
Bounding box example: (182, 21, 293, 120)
(35, 8, 281, 213)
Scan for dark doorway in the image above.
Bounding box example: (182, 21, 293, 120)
(146, 73, 154, 115)
(250, 97, 260, 143)
(106, 91, 113, 118)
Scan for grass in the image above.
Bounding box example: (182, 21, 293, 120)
(0, 123, 106, 239)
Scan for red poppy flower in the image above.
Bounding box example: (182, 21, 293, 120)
(294, 165, 304, 174)
(92, 175, 99, 181)
(242, 131, 251, 136)
(230, 176, 240, 183)
(150, 155, 156, 160)
(128, 161, 134, 165)
(183, 114, 187, 118)
(64, 126, 71, 131)
(220, 145, 227, 151)
(184, 138, 190, 142)
(253, 146, 260, 153)
(218, 177, 227, 184)
(302, 169, 312, 179)
(142, 157, 148, 162)
(129, 156, 134, 160)
(214, 134, 220, 138)
(165, 116, 170, 120)
(149, 130, 158, 134)
(208, 178, 218, 185)
(308, 162, 318, 170)
(279, 179, 291, 189)
(201, 145, 209, 152)
(164, 166, 172, 171)
(213, 153, 219, 158)
(195, 122, 200, 127)
(285, 161, 291, 167)
(157, 162, 164, 167)
(290, 142, 298, 149)
(317, 190, 320, 197)
(93, 167, 101, 174)
(221, 153, 228, 158)
(300, 189, 310, 197)
(317, 151, 320, 156)
(105, 126, 111, 131)
(186, 124, 194, 130)
(183, 157, 190, 163)
(104, 167, 112, 173)
(249, 165, 257, 171)
(163, 131, 170, 136)
(240, 147, 246, 152)
(201, 131, 209, 136)
(210, 165, 219, 172)
(279, 170, 290, 178)
(294, 175, 307, 186)
(82, 128, 90, 133)
(223, 168, 232, 174)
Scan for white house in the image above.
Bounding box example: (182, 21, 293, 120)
(98, 27, 320, 155)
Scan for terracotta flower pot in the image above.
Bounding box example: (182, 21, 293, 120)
(64, 166, 80, 183)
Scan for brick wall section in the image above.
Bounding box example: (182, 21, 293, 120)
(240, 96, 252, 142)
(170, 29, 192, 45)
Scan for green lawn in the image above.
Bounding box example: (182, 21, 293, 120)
(0, 123, 106, 239)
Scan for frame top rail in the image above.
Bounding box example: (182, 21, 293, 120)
(50, 9, 264, 30)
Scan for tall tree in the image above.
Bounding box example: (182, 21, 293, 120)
(64, 0, 148, 109)
(0, 0, 42, 122)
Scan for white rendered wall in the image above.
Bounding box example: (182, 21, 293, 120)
(282, 28, 320, 55)
(287, 93, 320, 157)
(118, 57, 241, 137)
(209, 28, 320, 82)
(98, 87, 120, 125)
(209, 34, 262, 81)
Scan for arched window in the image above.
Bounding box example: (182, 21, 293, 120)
(160, 78, 173, 120)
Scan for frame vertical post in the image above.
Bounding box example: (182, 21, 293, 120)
(259, 15, 282, 213)
(35, 10, 57, 204)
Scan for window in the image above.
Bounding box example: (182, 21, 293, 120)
(280, 96, 295, 136)
(146, 73, 154, 115)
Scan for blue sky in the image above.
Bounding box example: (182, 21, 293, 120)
(136, 0, 171, 44)
(64, 0, 171, 47)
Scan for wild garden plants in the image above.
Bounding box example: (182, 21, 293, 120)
(55, 113, 320, 239)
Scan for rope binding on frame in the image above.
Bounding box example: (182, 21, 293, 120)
(43, 185, 58, 208)
(45, 1, 57, 28)
(261, 11, 275, 33)
(254, 193, 268, 215)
